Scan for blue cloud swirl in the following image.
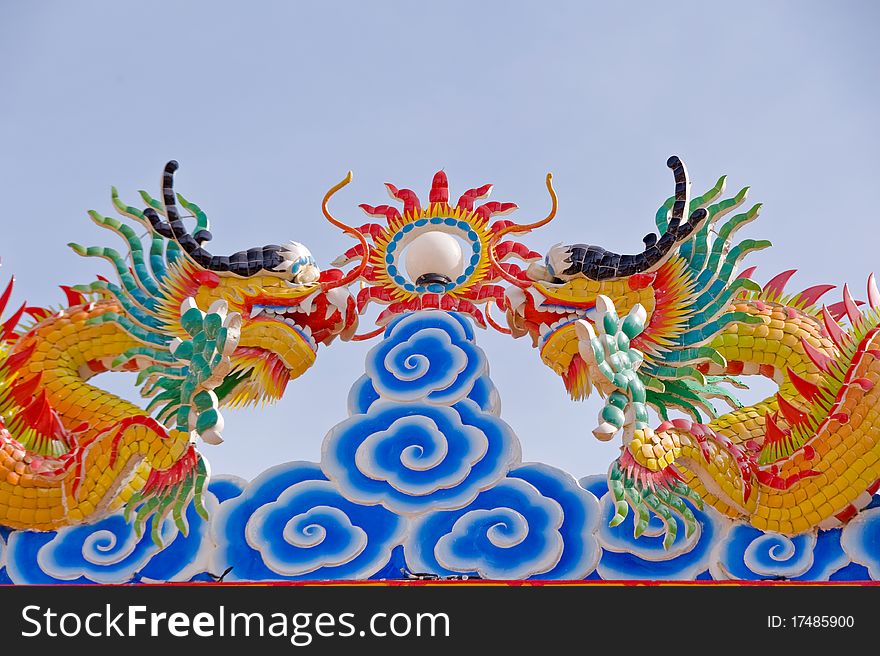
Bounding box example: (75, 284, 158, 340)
(509, 464, 601, 579)
(584, 475, 729, 580)
(208, 474, 247, 504)
(366, 312, 486, 404)
(710, 524, 847, 580)
(6, 495, 216, 584)
(406, 478, 562, 579)
(322, 399, 520, 514)
(405, 465, 599, 580)
(348, 372, 500, 416)
(841, 506, 880, 579)
(211, 461, 404, 581)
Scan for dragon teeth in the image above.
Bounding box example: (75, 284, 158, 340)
(504, 287, 527, 316)
(325, 287, 349, 317)
(299, 290, 320, 314)
(250, 306, 264, 318)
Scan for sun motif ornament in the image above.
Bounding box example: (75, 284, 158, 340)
(327, 170, 557, 336)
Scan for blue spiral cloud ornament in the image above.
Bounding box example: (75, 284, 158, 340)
(5, 494, 217, 584)
(710, 523, 849, 581)
(404, 464, 600, 579)
(841, 506, 880, 579)
(365, 312, 486, 405)
(323, 311, 521, 515)
(211, 462, 405, 581)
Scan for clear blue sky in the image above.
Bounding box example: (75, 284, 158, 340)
(1, 1, 877, 479)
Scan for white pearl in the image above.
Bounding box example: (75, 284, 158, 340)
(404, 231, 464, 282)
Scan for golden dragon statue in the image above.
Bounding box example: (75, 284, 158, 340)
(0, 161, 365, 544)
(503, 156, 880, 547)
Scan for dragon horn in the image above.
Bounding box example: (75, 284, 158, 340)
(143, 161, 288, 278)
(624, 156, 709, 273)
(557, 156, 709, 281)
(322, 172, 368, 289)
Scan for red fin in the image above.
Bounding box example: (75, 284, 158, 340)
(764, 412, 789, 445)
(59, 285, 85, 306)
(24, 307, 52, 321)
(9, 372, 43, 405)
(788, 368, 821, 402)
(192, 270, 220, 288)
(475, 201, 517, 220)
(0, 277, 13, 315)
(1, 302, 27, 339)
(457, 184, 493, 211)
(3, 342, 36, 374)
(776, 393, 809, 426)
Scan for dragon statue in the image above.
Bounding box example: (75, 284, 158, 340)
(509, 156, 880, 547)
(0, 161, 362, 544)
(2, 155, 878, 556)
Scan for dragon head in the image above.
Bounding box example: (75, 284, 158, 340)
(503, 156, 766, 421)
(178, 261, 357, 408)
(148, 162, 364, 407)
(74, 161, 364, 409)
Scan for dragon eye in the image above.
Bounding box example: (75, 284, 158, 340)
(404, 231, 465, 287)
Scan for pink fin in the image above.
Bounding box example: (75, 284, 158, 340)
(821, 305, 848, 349)
(798, 284, 835, 307)
(763, 269, 797, 298)
(828, 298, 864, 322)
(868, 273, 880, 310)
(800, 337, 832, 373)
(842, 283, 862, 324)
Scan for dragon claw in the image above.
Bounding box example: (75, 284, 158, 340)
(142, 296, 241, 446)
(608, 452, 703, 549)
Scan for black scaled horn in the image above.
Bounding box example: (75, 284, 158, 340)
(143, 161, 287, 277)
(557, 155, 708, 280)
